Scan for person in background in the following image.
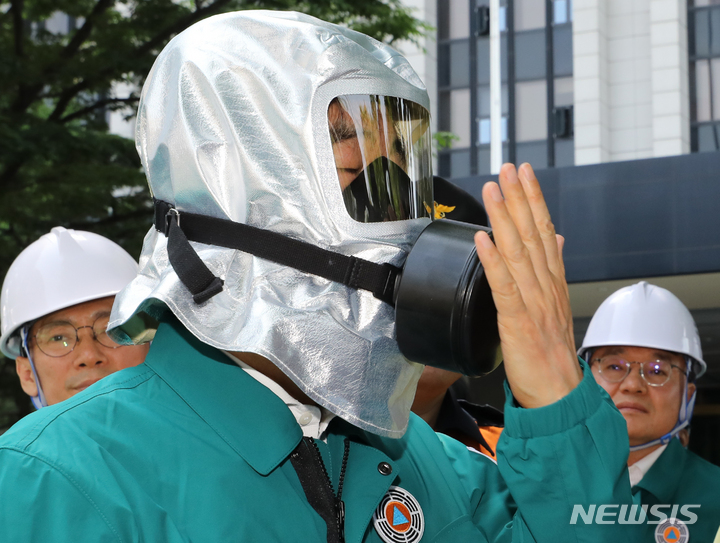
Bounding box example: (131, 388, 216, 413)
(0, 227, 150, 408)
(580, 281, 720, 542)
(412, 366, 503, 459)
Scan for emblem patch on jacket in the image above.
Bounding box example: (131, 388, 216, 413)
(372, 485, 425, 543)
(655, 518, 689, 543)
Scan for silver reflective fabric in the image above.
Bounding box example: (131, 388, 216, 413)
(109, 10, 432, 437)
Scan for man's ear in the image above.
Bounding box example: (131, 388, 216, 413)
(15, 357, 38, 397)
(687, 381, 697, 401)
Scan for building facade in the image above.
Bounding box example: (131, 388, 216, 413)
(400, 0, 720, 464)
(426, 0, 720, 173)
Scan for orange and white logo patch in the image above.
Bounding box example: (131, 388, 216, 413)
(373, 486, 424, 543)
(655, 518, 689, 543)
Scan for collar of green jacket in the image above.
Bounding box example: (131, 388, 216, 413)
(143, 318, 447, 543)
(632, 437, 686, 501)
(146, 317, 304, 476)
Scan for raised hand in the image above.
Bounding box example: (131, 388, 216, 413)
(474, 163, 582, 408)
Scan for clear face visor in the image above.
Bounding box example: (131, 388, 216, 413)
(328, 95, 433, 223)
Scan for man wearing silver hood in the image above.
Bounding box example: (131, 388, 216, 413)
(0, 11, 638, 542)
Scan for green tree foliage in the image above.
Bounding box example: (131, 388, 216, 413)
(0, 0, 426, 429)
(433, 131, 460, 150)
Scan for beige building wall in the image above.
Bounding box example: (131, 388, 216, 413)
(573, 0, 689, 164)
(396, 0, 439, 134)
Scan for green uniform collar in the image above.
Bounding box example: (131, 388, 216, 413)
(633, 438, 686, 501)
(145, 317, 303, 476)
(147, 318, 400, 543)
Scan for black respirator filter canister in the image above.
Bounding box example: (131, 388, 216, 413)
(394, 219, 501, 376)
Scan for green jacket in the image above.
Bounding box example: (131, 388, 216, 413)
(0, 318, 638, 542)
(633, 438, 720, 541)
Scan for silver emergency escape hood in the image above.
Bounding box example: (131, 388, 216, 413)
(109, 10, 432, 437)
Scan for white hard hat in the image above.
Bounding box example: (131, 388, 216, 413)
(0, 227, 138, 359)
(579, 281, 706, 379)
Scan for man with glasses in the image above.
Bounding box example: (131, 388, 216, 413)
(580, 281, 720, 542)
(0, 227, 150, 408)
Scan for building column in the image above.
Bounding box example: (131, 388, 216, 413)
(398, 0, 438, 134)
(573, 0, 611, 165)
(650, 0, 690, 156)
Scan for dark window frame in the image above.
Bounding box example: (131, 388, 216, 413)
(688, 3, 720, 152)
(437, 0, 575, 178)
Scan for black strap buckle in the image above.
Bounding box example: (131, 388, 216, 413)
(165, 207, 180, 235)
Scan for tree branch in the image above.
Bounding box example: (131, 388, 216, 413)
(12, 0, 116, 116)
(43, 0, 117, 122)
(59, 96, 139, 124)
(11, 0, 24, 59)
(10, 0, 28, 115)
(47, 0, 235, 123)
(0, 160, 23, 190)
(61, 0, 115, 61)
(133, 0, 234, 59)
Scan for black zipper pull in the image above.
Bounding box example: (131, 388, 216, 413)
(289, 437, 350, 543)
(337, 499, 346, 543)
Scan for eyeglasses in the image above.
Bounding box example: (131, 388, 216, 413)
(31, 314, 121, 358)
(591, 355, 685, 387)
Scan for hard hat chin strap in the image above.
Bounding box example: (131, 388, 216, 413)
(20, 325, 48, 409)
(629, 359, 695, 452)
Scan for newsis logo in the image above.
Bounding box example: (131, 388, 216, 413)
(569, 504, 700, 525)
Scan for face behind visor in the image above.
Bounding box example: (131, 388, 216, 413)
(328, 95, 433, 223)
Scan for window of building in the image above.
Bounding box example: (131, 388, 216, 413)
(437, 0, 574, 179)
(516, 80, 548, 142)
(515, 0, 545, 31)
(695, 58, 720, 122)
(554, 76, 574, 107)
(448, 0, 471, 39)
(478, 145, 510, 173)
(515, 30, 546, 80)
(451, 149, 473, 177)
(553, 0, 572, 25)
(479, 117, 508, 144)
(450, 89, 472, 147)
(499, 5, 508, 31)
(450, 41, 472, 87)
(689, 1, 720, 151)
(693, 7, 720, 56)
(516, 141, 548, 169)
(553, 24, 573, 77)
(478, 84, 509, 117)
(476, 36, 508, 85)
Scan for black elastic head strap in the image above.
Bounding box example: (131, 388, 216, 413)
(165, 211, 224, 304)
(155, 200, 401, 306)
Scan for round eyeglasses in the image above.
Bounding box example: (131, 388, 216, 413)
(31, 314, 121, 358)
(591, 355, 685, 387)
